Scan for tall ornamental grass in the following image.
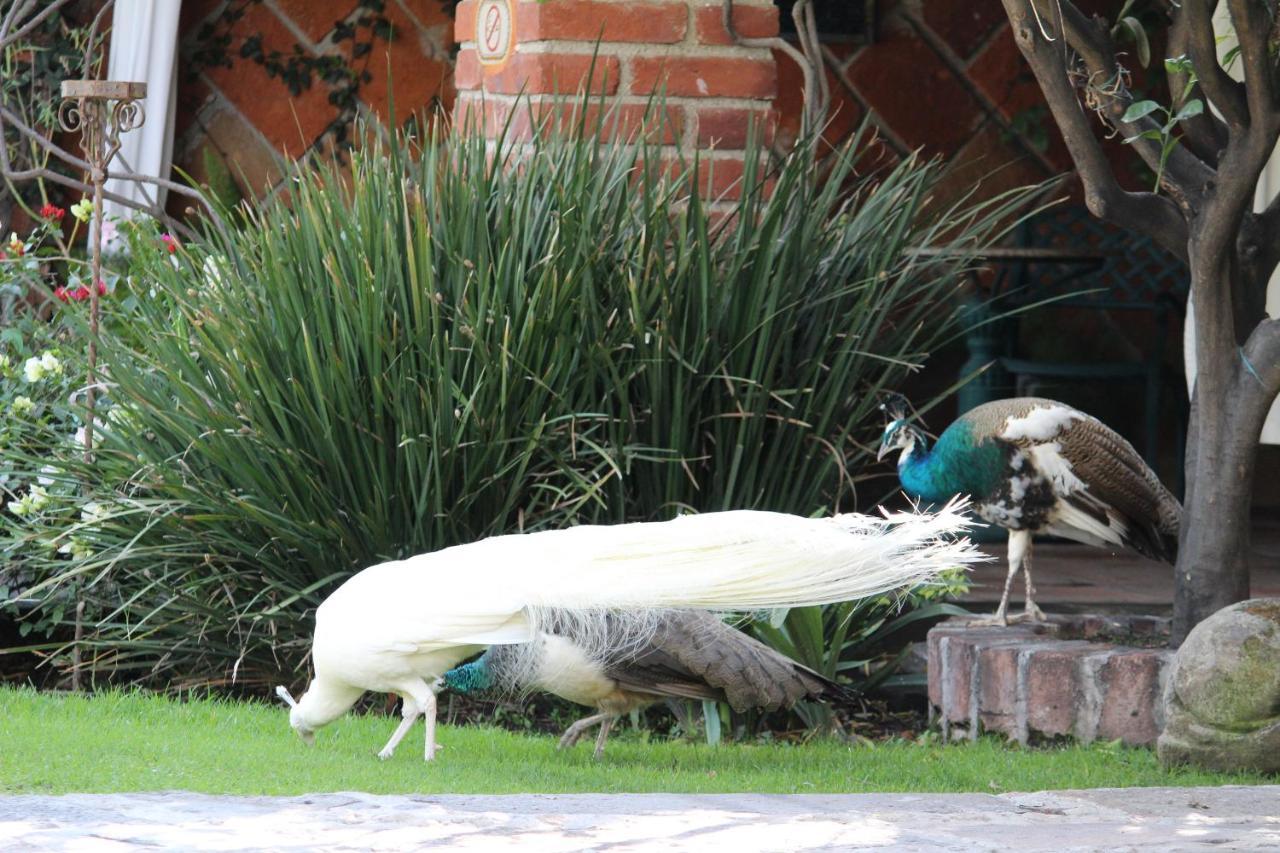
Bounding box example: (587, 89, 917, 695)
(1, 109, 1035, 689)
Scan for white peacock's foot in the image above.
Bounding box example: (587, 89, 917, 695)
(377, 747, 395, 760)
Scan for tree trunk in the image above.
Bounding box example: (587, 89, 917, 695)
(1174, 398, 1256, 644)
(1174, 252, 1267, 643)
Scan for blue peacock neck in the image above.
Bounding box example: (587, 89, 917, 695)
(441, 654, 495, 695)
(896, 420, 1004, 504)
(897, 432, 947, 503)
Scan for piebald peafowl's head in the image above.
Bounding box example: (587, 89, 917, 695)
(877, 418, 924, 463)
(877, 393, 925, 463)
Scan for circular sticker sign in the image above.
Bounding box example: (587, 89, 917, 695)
(476, 0, 514, 65)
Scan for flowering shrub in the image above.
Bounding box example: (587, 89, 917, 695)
(0, 205, 180, 633)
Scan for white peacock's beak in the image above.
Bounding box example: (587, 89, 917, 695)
(876, 442, 891, 462)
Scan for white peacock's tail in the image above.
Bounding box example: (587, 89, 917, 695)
(491, 498, 983, 677)
(508, 496, 981, 611)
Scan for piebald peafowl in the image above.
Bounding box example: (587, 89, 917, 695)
(439, 609, 851, 758)
(276, 504, 979, 761)
(878, 396, 1180, 625)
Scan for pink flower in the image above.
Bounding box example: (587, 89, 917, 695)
(160, 233, 178, 254)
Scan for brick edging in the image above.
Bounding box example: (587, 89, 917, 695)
(928, 616, 1174, 747)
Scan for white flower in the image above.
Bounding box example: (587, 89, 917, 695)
(37, 464, 58, 487)
(8, 485, 49, 517)
(81, 501, 109, 523)
(70, 198, 93, 223)
(58, 538, 93, 560)
(204, 254, 230, 290)
(72, 426, 87, 446)
(11, 395, 34, 417)
(22, 356, 44, 383)
(40, 351, 62, 377)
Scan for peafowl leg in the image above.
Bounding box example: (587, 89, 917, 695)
(592, 715, 617, 760)
(1018, 546, 1047, 623)
(972, 529, 1030, 627)
(378, 678, 441, 761)
(558, 712, 613, 750)
(378, 694, 422, 760)
(421, 688, 439, 761)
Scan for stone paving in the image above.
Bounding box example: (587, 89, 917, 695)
(2, 786, 1278, 851)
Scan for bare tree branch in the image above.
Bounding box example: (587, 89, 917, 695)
(1180, 0, 1249, 129)
(1166, 6, 1227, 165)
(1002, 0, 1189, 260)
(1241, 318, 1280, 402)
(0, 0, 69, 51)
(1032, 0, 1214, 205)
(1226, 0, 1278, 125)
(722, 0, 825, 138)
(0, 103, 220, 223)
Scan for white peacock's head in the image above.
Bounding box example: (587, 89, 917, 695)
(289, 706, 316, 746)
(276, 684, 316, 745)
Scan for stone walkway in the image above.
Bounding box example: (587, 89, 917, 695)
(2, 787, 1277, 851)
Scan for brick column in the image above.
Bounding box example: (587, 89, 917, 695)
(453, 0, 778, 199)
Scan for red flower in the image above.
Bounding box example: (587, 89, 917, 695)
(54, 286, 68, 302)
(160, 233, 178, 254)
(40, 203, 65, 222)
(97, 280, 107, 295)
(71, 286, 90, 301)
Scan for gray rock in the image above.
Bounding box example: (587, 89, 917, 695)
(1158, 598, 1280, 773)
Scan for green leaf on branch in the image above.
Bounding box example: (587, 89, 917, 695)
(1120, 17, 1150, 68)
(1175, 99, 1205, 121)
(1122, 100, 1162, 122)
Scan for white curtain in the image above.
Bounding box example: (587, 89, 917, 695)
(102, 0, 183, 223)
(1184, 5, 1280, 443)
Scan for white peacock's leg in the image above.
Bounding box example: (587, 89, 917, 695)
(592, 715, 617, 760)
(421, 688, 439, 761)
(1020, 544, 1047, 622)
(378, 695, 422, 760)
(558, 712, 613, 750)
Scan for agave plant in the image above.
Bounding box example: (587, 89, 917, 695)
(0, 100, 1035, 692)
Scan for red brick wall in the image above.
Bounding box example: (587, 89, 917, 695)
(172, 0, 454, 205)
(452, 0, 780, 203)
(169, 1, 1149, 210)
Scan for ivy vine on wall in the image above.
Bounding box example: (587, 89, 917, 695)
(186, 0, 396, 153)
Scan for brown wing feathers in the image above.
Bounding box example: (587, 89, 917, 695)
(606, 611, 849, 712)
(1055, 418, 1180, 563)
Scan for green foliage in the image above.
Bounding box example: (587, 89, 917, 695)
(1121, 55, 1204, 193)
(0, 214, 187, 642)
(0, 106, 1034, 691)
(749, 570, 970, 731)
(3, 687, 1272, 794)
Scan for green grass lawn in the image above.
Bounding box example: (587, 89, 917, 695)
(0, 687, 1271, 795)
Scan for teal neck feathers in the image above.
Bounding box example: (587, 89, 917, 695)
(441, 654, 496, 695)
(897, 421, 1004, 503)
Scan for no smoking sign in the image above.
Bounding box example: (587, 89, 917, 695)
(476, 0, 514, 65)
